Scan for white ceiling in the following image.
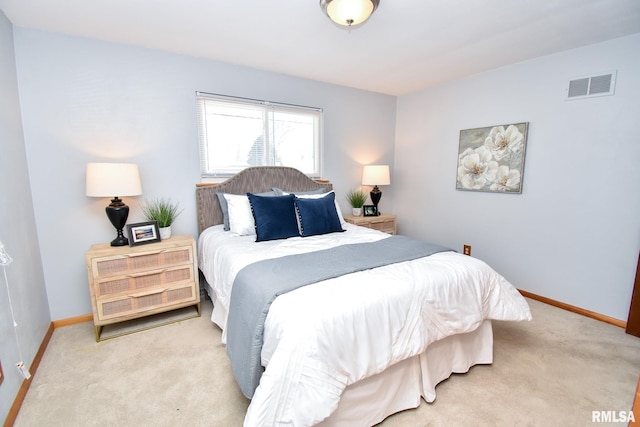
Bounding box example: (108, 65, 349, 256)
(1, 0, 639, 96)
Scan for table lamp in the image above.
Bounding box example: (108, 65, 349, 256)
(362, 164, 390, 215)
(86, 163, 142, 246)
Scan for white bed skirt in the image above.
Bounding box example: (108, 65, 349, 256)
(317, 320, 494, 426)
(207, 285, 494, 427)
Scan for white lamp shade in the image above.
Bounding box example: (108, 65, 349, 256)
(321, 0, 378, 27)
(362, 165, 390, 186)
(86, 163, 142, 197)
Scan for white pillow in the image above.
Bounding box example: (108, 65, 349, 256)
(283, 191, 346, 226)
(223, 194, 255, 236)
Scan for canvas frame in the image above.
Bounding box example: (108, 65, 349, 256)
(456, 122, 529, 194)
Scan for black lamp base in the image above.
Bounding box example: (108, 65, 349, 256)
(110, 234, 129, 247)
(105, 197, 129, 246)
(370, 185, 382, 216)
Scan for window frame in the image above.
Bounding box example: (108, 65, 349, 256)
(196, 92, 323, 179)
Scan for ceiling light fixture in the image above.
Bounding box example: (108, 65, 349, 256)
(320, 0, 380, 28)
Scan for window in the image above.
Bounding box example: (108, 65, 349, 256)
(196, 92, 323, 178)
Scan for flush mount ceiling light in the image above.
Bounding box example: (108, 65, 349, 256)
(320, 0, 380, 28)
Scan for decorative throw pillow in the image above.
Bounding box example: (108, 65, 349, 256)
(223, 193, 256, 236)
(294, 192, 345, 237)
(218, 191, 276, 232)
(286, 190, 347, 226)
(247, 193, 300, 242)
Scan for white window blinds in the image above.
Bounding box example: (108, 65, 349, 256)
(196, 92, 323, 178)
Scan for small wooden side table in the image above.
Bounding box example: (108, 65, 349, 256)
(86, 234, 201, 341)
(343, 213, 397, 235)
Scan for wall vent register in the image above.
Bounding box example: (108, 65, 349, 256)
(566, 70, 616, 100)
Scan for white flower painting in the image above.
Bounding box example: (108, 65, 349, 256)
(456, 122, 528, 194)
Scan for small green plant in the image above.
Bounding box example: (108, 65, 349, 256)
(346, 189, 368, 208)
(141, 198, 183, 228)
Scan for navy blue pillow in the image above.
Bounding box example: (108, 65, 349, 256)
(294, 192, 345, 237)
(247, 193, 299, 242)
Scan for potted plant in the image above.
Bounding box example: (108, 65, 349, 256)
(346, 189, 368, 216)
(141, 198, 183, 239)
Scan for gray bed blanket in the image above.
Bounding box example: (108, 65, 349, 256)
(226, 235, 452, 398)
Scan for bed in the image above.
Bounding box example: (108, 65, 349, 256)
(195, 166, 531, 426)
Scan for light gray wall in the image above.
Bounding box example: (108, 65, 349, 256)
(0, 11, 51, 421)
(394, 34, 640, 321)
(12, 28, 396, 320)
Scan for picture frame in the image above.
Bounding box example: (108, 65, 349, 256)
(363, 205, 378, 217)
(456, 122, 529, 194)
(126, 221, 161, 246)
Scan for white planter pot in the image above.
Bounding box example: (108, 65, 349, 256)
(159, 226, 172, 240)
(352, 208, 362, 217)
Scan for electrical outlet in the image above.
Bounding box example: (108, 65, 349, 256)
(463, 245, 471, 256)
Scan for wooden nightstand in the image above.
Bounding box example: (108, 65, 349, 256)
(86, 234, 201, 341)
(344, 213, 397, 235)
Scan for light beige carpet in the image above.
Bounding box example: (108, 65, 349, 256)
(13, 298, 640, 427)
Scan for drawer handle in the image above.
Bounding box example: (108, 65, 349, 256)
(128, 269, 167, 278)
(129, 288, 167, 298)
(124, 250, 167, 258)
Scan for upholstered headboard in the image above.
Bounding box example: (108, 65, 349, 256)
(195, 166, 333, 235)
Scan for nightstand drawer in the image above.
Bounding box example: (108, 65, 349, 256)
(344, 213, 397, 235)
(92, 246, 192, 277)
(95, 265, 195, 298)
(97, 282, 197, 321)
(368, 219, 395, 234)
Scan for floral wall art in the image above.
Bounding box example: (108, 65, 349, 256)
(456, 122, 529, 193)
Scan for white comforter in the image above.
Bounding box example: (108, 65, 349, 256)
(198, 224, 531, 426)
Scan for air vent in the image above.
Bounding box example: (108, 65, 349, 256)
(566, 71, 616, 100)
